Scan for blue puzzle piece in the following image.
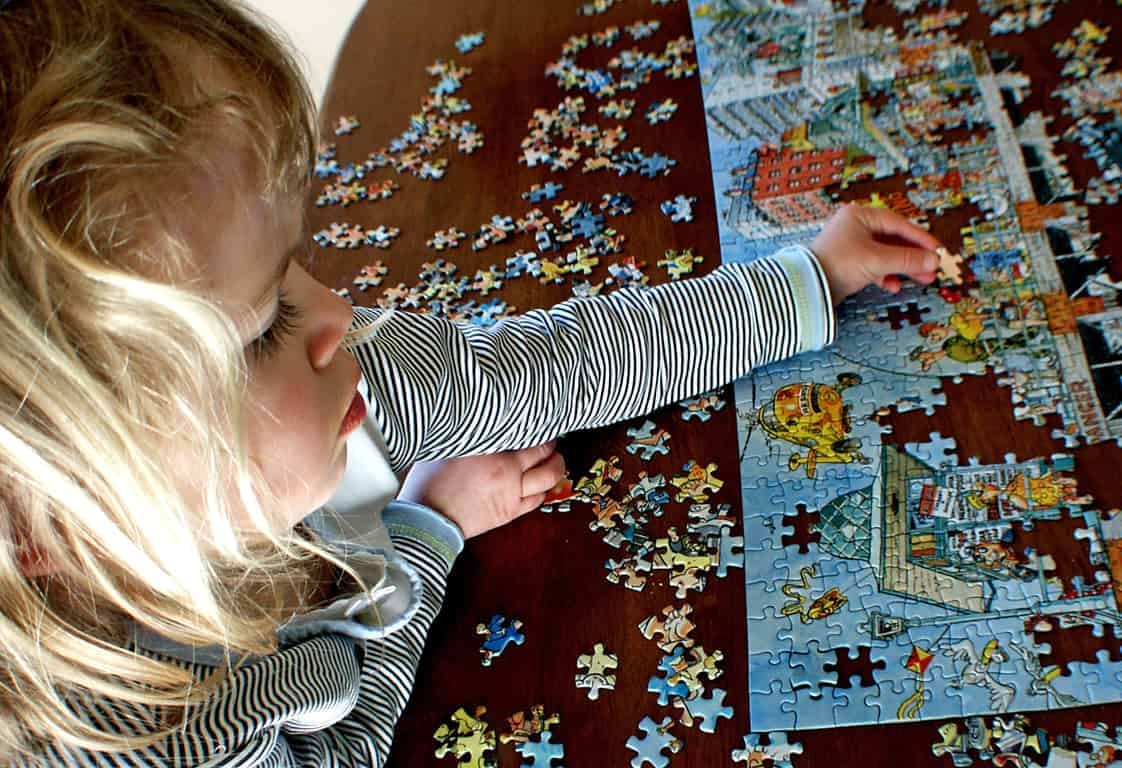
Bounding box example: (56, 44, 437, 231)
(678, 687, 734, 733)
(648, 651, 691, 705)
(625, 716, 681, 768)
(476, 613, 524, 666)
(515, 730, 564, 768)
(522, 181, 564, 203)
(454, 31, 485, 54)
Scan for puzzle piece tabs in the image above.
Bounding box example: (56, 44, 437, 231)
(574, 455, 623, 499)
(625, 716, 682, 768)
(659, 194, 697, 223)
(648, 652, 692, 705)
(678, 391, 727, 421)
(475, 613, 525, 666)
(657, 248, 703, 280)
(576, 642, 619, 700)
(670, 460, 723, 503)
(455, 31, 485, 54)
(669, 566, 707, 599)
(501, 706, 560, 745)
(625, 420, 671, 460)
(433, 706, 496, 768)
(732, 732, 803, 768)
(605, 554, 653, 591)
(639, 603, 696, 653)
(673, 688, 734, 733)
(515, 731, 564, 768)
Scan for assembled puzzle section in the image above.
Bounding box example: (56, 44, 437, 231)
(689, 0, 1122, 447)
(687, 0, 1122, 733)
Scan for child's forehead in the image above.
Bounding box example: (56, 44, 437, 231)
(166, 147, 300, 308)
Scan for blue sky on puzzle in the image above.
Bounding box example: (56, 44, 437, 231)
(687, 0, 1122, 732)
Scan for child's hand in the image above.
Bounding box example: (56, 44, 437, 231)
(397, 442, 567, 538)
(810, 203, 944, 304)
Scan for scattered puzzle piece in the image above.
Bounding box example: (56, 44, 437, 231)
(625, 420, 671, 460)
(476, 613, 525, 666)
(433, 706, 496, 768)
(625, 716, 682, 768)
(638, 603, 696, 653)
(455, 31, 485, 54)
(670, 460, 723, 503)
(732, 732, 803, 768)
(576, 642, 619, 700)
(515, 731, 564, 768)
(659, 194, 697, 223)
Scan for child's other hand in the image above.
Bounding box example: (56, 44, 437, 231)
(397, 442, 567, 538)
(810, 203, 944, 304)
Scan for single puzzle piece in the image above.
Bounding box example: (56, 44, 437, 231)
(605, 555, 653, 591)
(646, 98, 678, 125)
(514, 731, 564, 768)
(433, 706, 497, 768)
(731, 732, 803, 768)
(668, 565, 707, 599)
(455, 31, 485, 54)
(625, 419, 671, 460)
(625, 716, 682, 768)
(659, 194, 697, 223)
(679, 391, 726, 421)
(668, 644, 725, 695)
(576, 642, 618, 700)
(648, 651, 691, 705)
(638, 603, 696, 653)
(715, 527, 745, 578)
(657, 248, 703, 280)
(522, 181, 565, 203)
(475, 613, 525, 666)
(427, 227, 467, 250)
(670, 460, 723, 503)
(574, 455, 623, 499)
(353, 261, 388, 291)
(500, 705, 559, 745)
(673, 687, 734, 733)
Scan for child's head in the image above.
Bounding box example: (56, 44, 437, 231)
(0, 0, 363, 759)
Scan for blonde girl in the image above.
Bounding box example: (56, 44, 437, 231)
(0, 0, 941, 764)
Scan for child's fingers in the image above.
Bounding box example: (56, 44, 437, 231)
(514, 440, 558, 471)
(521, 451, 567, 498)
(873, 243, 938, 283)
(859, 205, 943, 251)
(520, 493, 547, 515)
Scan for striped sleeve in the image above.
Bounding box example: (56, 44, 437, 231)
(344, 246, 836, 471)
(14, 511, 458, 768)
(281, 529, 454, 767)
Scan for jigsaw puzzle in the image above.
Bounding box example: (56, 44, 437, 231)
(687, 0, 1122, 734)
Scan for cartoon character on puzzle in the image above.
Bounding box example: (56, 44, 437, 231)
(965, 470, 1092, 514)
(909, 294, 1049, 372)
(751, 372, 870, 478)
(780, 565, 848, 624)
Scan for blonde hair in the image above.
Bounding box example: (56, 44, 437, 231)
(0, 0, 363, 761)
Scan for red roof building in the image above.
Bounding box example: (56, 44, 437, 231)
(752, 145, 846, 200)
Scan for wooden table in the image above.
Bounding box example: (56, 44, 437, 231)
(305, 1, 1122, 765)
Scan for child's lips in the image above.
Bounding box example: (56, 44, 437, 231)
(339, 390, 366, 438)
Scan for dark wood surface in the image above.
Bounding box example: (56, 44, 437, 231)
(304, 1, 1122, 765)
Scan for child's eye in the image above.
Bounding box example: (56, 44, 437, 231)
(248, 291, 301, 360)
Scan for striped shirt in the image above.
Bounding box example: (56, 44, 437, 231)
(17, 246, 833, 767)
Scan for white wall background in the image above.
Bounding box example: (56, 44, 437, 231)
(242, 0, 367, 109)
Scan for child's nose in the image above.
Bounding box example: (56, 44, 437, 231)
(306, 276, 353, 370)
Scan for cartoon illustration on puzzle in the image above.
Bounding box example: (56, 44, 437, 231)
(688, 0, 1122, 731)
